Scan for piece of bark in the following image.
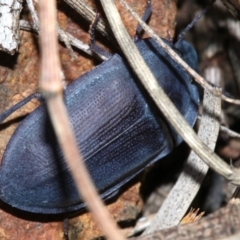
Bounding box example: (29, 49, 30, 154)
(0, 0, 23, 54)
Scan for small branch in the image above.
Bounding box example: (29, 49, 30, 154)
(25, 0, 79, 59)
(0, 0, 23, 54)
(20, 20, 105, 60)
(144, 88, 221, 234)
(38, 0, 124, 239)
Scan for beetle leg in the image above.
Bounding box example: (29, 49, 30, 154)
(89, 13, 112, 60)
(134, 0, 152, 41)
(0, 93, 43, 123)
(175, 0, 215, 46)
(63, 218, 69, 240)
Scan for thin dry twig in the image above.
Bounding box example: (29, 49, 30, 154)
(38, 0, 124, 239)
(20, 20, 105, 60)
(144, 88, 221, 234)
(120, 0, 240, 106)
(26, 0, 79, 59)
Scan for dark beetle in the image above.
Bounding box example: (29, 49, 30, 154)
(0, 36, 199, 213)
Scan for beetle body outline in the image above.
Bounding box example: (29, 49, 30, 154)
(0, 37, 199, 214)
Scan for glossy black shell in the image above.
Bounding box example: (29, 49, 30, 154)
(0, 38, 199, 214)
